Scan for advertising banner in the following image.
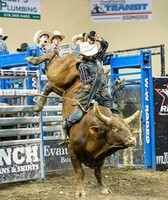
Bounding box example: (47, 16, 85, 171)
(44, 139, 72, 172)
(154, 77, 168, 170)
(91, 0, 152, 22)
(0, 143, 41, 183)
(0, 0, 40, 20)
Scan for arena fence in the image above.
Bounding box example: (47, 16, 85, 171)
(105, 44, 166, 77)
(0, 69, 45, 184)
(0, 70, 73, 183)
(110, 50, 156, 170)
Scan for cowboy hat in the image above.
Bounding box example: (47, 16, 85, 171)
(51, 30, 65, 41)
(77, 42, 98, 56)
(0, 27, 8, 41)
(71, 34, 84, 46)
(33, 30, 53, 44)
(16, 43, 29, 52)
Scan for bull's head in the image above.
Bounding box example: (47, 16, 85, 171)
(93, 102, 139, 148)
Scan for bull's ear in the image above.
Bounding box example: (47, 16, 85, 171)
(130, 128, 139, 135)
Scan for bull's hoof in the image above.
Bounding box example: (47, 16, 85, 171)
(75, 190, 85, 197)
(99, 185, 112, 195)
(26, 57, 37, 65)
(34, 105, 43, 112)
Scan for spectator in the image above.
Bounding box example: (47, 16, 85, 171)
(71, 33, 84, 57)
(33, 30, 53, 74)
(48, 30, 65, 57)
(0, 27, 8, 54)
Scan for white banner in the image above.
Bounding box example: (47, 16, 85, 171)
(91, 0, 152, 22)
(0, 0, 40, 20)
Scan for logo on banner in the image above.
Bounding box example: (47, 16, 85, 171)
(91, 0, 152, 22)
(0, 145, 40, 175)
(44, 145, 71, 164)
(144, 78, 150, 144)
(155, 83, 168, 116)
(0, 0, 40, 20)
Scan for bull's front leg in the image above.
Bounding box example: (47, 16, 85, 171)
(95, 162, 112, 195)
(34, 82, 53, 112)
(70, 153, 85, 197)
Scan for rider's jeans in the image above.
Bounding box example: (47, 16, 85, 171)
(66, 107, 84, 128)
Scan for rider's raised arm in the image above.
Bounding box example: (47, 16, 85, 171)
(92, 34, 108, 62)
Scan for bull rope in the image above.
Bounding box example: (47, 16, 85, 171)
(23, 92, 89, 112)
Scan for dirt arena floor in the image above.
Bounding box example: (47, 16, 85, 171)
(0, 167, 168, 200)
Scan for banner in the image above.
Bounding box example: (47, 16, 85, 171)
(44, 139, 72, 172)
(0, 144, 41, 183)
(91, 0, 152, 22)
(154, 77, 168, 171)
(0, 0, 40, 20)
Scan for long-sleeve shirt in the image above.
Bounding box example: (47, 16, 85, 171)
(92, 38, 108, 63)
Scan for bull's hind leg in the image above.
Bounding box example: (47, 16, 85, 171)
(26, 51, 57, 65)
(70, 153, 86, 197)
(34, 83, 54, 112)
(95, 163, 112, 195)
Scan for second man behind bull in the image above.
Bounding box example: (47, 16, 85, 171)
(48, 30, 65, 58)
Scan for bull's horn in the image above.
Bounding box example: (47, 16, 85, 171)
(94, 101, 110, 125)
(124, 110, 140, 124)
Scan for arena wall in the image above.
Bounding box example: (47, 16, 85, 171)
(0, 0, 167, 76)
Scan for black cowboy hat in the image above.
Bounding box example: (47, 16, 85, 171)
(2, 35, 8, 41)
(16, 43, 29, 52)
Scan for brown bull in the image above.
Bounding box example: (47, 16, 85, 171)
(26, 51, 140, 197)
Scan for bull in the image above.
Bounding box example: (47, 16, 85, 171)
(26, 51, 140, 197)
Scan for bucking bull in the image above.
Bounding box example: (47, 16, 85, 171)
(26, 50, 140, 197)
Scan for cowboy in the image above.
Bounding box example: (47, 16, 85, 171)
(0, 27, 8, 54)
(33, 30, 53, 74)
(60, 33, 119, 146)
(48, 30, 65, 57)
